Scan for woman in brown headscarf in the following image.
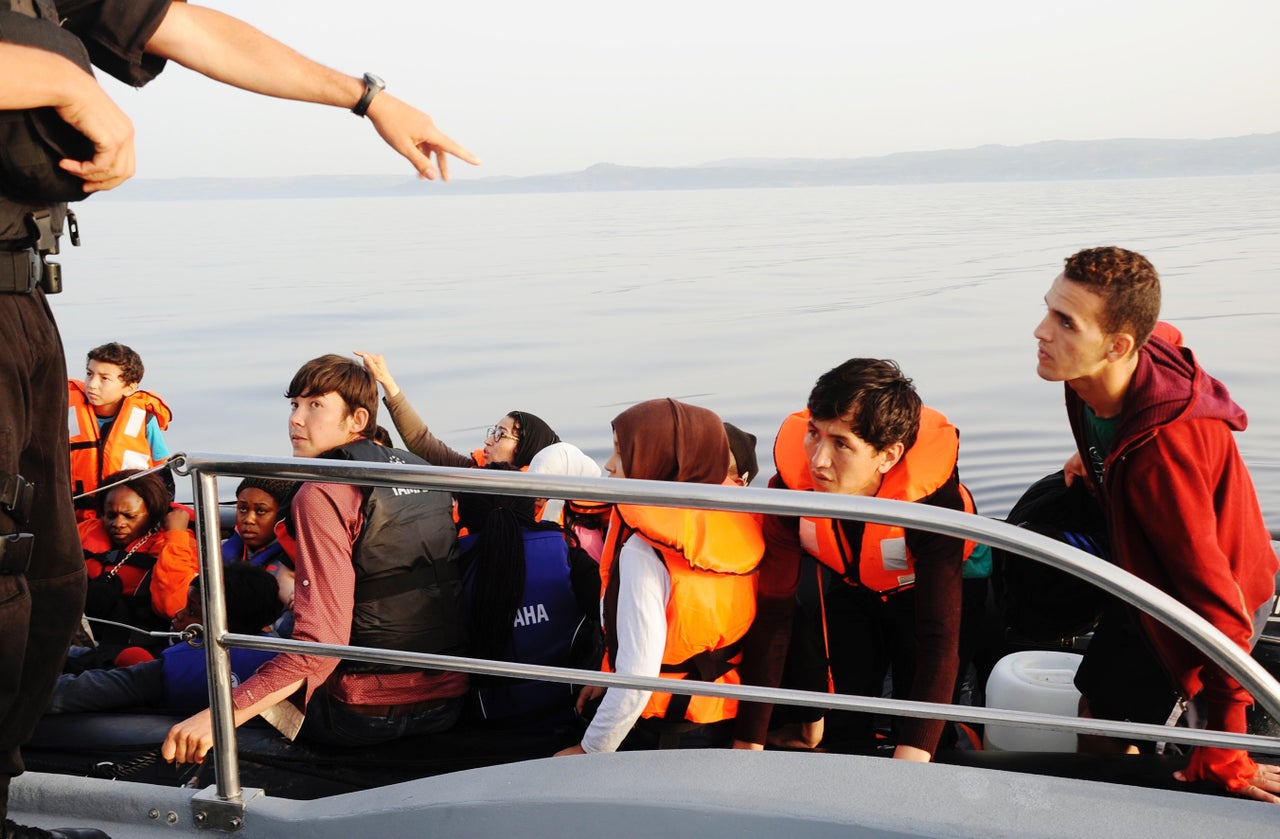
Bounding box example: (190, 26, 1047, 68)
(554, 399, 764, 755)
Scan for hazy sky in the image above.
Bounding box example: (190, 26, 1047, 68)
(109, 0, 1280, 180)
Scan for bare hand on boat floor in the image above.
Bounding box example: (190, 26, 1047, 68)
(1236, 762, 1280, 804)
(161, 709, 215, 766)
(1175, 761, 1280, 804)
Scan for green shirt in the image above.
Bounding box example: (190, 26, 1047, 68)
(1082, 406, 1118, 489)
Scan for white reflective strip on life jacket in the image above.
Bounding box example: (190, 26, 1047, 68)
(121, 405, 147, 438)
(798, 517, 820, 557)
(880, 537, 908, 571)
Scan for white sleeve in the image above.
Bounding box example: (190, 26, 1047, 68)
(580, 534, 671, 754)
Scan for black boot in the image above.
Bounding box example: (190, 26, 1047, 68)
(2, 820, 111, 839)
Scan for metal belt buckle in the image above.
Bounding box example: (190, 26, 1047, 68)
(0, 532, 34, 575)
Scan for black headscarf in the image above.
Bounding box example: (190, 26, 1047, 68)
(723, 422, 759, 484)
(509, 411, 560, 468)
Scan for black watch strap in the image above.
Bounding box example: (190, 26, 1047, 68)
(352, 73, 385, 117)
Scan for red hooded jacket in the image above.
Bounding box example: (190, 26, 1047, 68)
(1065, 324, 1277, 790)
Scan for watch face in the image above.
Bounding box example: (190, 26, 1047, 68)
(365, 74, 385, 90)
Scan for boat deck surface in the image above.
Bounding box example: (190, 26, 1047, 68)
(12, 748, 1280, 839)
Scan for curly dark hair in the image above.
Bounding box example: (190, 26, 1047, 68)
(87, 342, 144, 385)
(807, 358, 921, 452)
(1062, 247, 1161, 349)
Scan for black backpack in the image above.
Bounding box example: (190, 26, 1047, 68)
(992, 471, 1110, 644)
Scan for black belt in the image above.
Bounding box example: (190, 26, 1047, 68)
(0, 248, 40, 294)
(337, 697, 449, 718)
(1, 210, 75, 294)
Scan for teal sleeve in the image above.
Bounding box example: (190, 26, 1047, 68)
(146, 415, 171, 460)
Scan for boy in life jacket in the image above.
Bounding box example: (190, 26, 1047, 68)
(68, 342, 173, 519)
(47, 564, 282, 715)
(162, 354, 467, 765)
(734, 358, 986, 762)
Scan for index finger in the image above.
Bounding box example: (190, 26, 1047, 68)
(428, 130, 480, 167)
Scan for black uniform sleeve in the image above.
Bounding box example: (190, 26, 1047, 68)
(55, 0, 172, 86)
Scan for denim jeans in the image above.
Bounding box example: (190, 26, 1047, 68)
(299, 690, 463, 748)
(46, 659, 165, 714)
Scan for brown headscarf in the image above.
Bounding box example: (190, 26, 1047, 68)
(611, 398, 729, 484)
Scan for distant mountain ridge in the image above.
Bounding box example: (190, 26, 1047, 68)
(113, 133, 1280, 200)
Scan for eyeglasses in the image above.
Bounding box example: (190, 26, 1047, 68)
(485, 425, 520, 444)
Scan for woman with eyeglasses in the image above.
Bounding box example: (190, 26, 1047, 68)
(354, 351, 560, 469)
(554, 398, 765, 756)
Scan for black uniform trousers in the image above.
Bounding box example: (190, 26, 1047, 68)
(0, 287, 86, 819)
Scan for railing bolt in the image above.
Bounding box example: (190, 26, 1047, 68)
(147, 809, 159, 820)
(167, 811, 180, 825)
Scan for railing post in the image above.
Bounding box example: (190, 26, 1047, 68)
(192, 468, 243, 809)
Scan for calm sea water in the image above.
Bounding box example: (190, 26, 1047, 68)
(51, 175, 1280, 528)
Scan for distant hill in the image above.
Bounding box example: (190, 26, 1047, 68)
(111, 133, 1280, 200)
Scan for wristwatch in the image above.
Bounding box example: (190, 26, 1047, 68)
(352, 73, 385, 117)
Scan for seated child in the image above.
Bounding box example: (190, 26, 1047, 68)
(221, 478, 295, 570)
(222, 477, 298, 637)
(68, 342, 173, 518)
(79, 469, 199, 654)
(49, 564, 282, 714)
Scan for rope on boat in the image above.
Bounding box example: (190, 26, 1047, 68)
(70, 455, 183, 503)
(92, 750, 205, 786)
(83, 616, 202, 645)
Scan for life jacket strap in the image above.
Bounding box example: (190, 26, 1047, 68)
(659, 638, 744, 722)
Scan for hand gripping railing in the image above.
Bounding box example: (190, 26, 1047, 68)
(172, 452, 1280, 827)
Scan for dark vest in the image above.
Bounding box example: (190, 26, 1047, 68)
(0, 0, 96, 243)
(322, 439, 464, 673)
(461, 527, 585, 724)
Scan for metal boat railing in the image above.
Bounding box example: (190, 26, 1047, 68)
(172, 452, 1280, 829)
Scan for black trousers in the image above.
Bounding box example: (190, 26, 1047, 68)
(0, 289, 86, 820)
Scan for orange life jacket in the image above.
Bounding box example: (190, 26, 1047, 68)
(68, 379, 172, 501)
(600, 499, 763, 724)
(77, 502, 198, 618)
(774, 407, 978, 595)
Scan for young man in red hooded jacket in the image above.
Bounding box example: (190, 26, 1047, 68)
(1034, 245, 1280, 803)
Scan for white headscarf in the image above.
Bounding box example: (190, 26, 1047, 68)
(527, 442, 603, 522)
